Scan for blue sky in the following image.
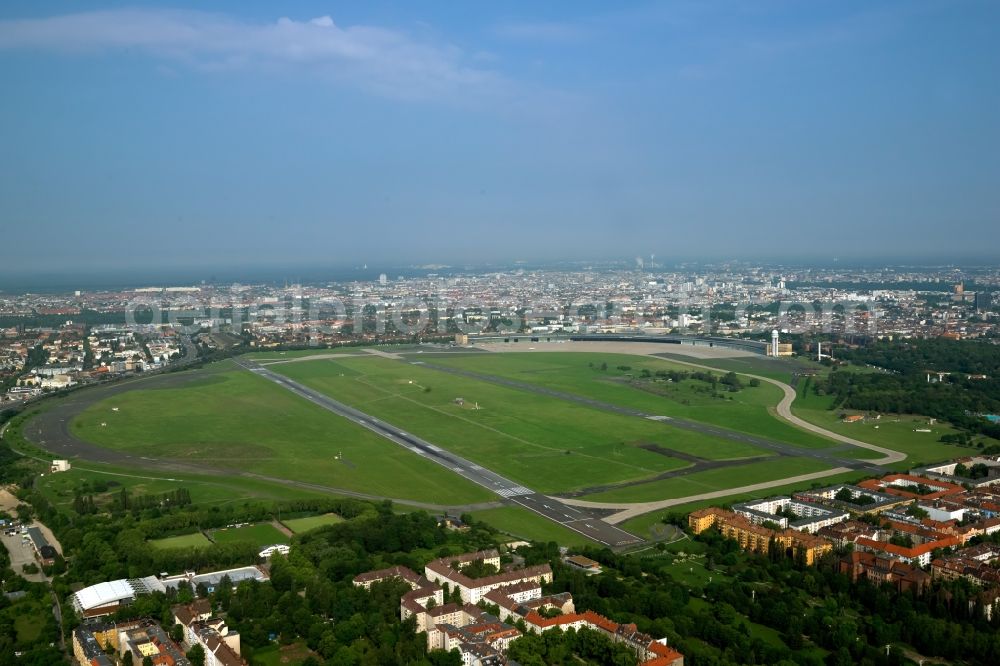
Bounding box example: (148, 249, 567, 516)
(1, 1, 998, 273)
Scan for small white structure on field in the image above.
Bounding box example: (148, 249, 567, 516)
(50, 460, 71, 473)
(259, 544, 290, 559)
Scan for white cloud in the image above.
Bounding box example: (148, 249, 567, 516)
(0, 8, 502, 102)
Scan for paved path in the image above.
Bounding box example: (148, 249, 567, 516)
(561, 467, 854, 523)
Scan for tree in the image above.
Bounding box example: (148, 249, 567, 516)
(143, 657, 154, 666)
(186, 644, 205, 666)
(170, 623, 184, 644)
(122, 653, 133, 666)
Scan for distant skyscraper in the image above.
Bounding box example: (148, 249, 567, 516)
(379, 273, 388, 286)
(975, 291, 991, 312)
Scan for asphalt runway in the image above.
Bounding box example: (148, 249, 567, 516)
(234, 358, 643, 547)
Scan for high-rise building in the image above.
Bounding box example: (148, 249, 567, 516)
(975, 291, 992, 312)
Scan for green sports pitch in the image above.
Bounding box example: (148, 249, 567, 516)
(210, 523, 288, 548)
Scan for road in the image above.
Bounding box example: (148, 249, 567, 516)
(234, 358, 642, 548)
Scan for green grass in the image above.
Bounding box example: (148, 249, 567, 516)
(14, 611, 44, 643)
(69, 362, 493, 505)
(272, 356, 756, 493)
(577, 457, 836, 503)
(282, 513, 344, 533)
(652, 351, 825, 383)
(250, 641, 317, 666)
(471, 506, 597, 547)
(791, 380, 984, 468)
(658, 550, 730, 589)
(211, 523, 288, 548)
(429, 352, 837, 450)
(150, 532, 212, 550)
(33, 461, 361, 514)
(245, 347, 369, 360)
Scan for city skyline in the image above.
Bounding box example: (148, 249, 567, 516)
(1, 1, 998, 273)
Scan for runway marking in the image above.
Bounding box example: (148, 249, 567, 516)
(496, 487, 533, 498)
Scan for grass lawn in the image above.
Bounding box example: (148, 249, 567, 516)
(282, 513, 344, 533)
(211, 523, 288, 548)
(652, 351, 825, 383)
(34, 462, 359, 514)
(14, 611, 43, 644)
(618, 470, 864, 539)
(471, 506, 597, 548)
(577, 457, 835, 503)
(792, 377, 986, 469)
(246, 347, 370, 360)
(271, 356, 777, 493)
(150, 532, 212, 550)
(429, 352, 837, 450)
(69, 361, 493, 505)
(250, 641, 317, 666)
(657, 550, 730, 589)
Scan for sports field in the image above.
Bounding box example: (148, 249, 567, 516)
(69, 362, 493, 505)
(427, 352, 837, 449)
(150, 532, 212, 550)
(210, 523, 288, 547)
(282, 513, 343, 533)
(270, 355, 785, 493)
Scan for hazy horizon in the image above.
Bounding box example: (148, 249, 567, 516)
(1, 1, 998, 273)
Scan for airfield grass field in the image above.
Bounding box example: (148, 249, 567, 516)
(792, 374, 987, 467)
(282, 513, 344, 533)
(428, 352, 838, 450)
(469, 506, 597, 548)
(245, 348, 373, 361)
(210, 523, 288, 548)
(68, 362, 493, 505)
(271, 355, 784, 493)
(32, 460, 348, 513)
(54, 344, 979, 544)
(150, 532, 212, 550)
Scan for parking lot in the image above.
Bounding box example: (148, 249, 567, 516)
(0, 531, 49, 583)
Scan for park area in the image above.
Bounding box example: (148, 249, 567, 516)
(68, 362, 493, 505)
(282, 513, 343, 534)
(210, 523, 288, 548)
(54, 345, 971, 545)
(150, 532, 212, 550)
